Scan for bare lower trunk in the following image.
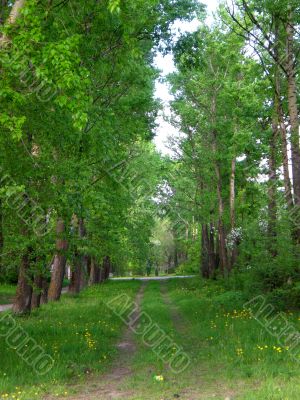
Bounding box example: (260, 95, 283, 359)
(229, 157, 238, 267)
(48, 218, 68, 301)
(215, 160, 228, 273)
(31, 274, 43, 309)
(40, 277, 49, 305)
(275, 68, 294, 210)
(89, 258, 100, 284)
(208, 223, 216, 277)
(268, 117, 278, 255)
(69, 254, 82, 294)
(286, 10, 300, 242)
(102, 256, 111, 281)
(230, 158, 236, 230)
(13, 250, 32, 314)
(69, 218, 87, 293)
(201, 224, 209, 278)
(0, 199, 3, 276)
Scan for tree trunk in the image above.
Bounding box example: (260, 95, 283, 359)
(230, 158, 236, 230)
(201, 224, 209, 278)
(286, 9, 300, 242)
(0, 0, 26, 45)
(69, 254, 82, 294)
(69, 218, 87, 293)
(273, 15, 293, 212)
(229, 157, 238, 267)
(48, 218, 68, 301)
(211, 93, 228, 274)
(277, 97, 294, 210)
(215, 159, 228, 273)
(13, 249, 32, 314)
(40, 277, 49, 305)
(31, 274, 43, 309)
(89, 258, 100, 285)
(0, 199, 3, 278)
(268, 115, 278, 255)
(102, 256, 111, 281)
(208, 223, 216, 277)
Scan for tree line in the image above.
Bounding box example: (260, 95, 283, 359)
(0, 0, 199, 313)
(162, 0, 299, 304)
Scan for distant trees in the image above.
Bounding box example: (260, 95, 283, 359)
(165, 1, 299, 287)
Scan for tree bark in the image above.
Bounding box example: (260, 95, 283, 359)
(48, 218, 68, 301)
(286, 9, 300, 242)
(208, 223, 216, 277)
(13, 249, 32, 314)
(211, 93, 228, 274)
(40, 277, 49, 305)
(69, 254, 82, 294)
(273, 16, 294, 211)
(69, 218, 87, 293)
(214, 152, 228, 273)
(268, 115, 278, 255)
(0, 199, 3, 278)
(201, 224, 209, 278)
(89, 257, 100, 285)
(229, 157, 238, 267)
(0, 0, 26, 45)
(31, 274, 43, 309)
(102, 256, 111, 281)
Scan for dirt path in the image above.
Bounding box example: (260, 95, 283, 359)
(160, 282, 192, 339)
(0, 304, 12, 312)
(46, 283, 147, 400)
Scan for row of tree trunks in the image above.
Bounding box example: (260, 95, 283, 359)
(12, 216, 111, 313)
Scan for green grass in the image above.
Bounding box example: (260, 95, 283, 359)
(1, 278, 300, 399)
(0, 280, 141, 400)
(166, 278, 300, 399)
(115, 278, 300, 399)
(0, 284, 15, 305)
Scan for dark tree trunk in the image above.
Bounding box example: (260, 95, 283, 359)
(208, 223, 216, 277)
(13, 250, 32, 314)
(201, 224, 210, 278)
(268, 112, 278, 255)
(31, 274, 43, 309)
(48, 218, 68, 301)
(69, 218, 88, 293)
(89, 258, 100, 285)
(102, 256, 111, 281)
(0, 199, 3, 277)
(40, 277, 49, 305)
(286, 10, 300, 242)
(69, 253, 82, 294)
(174, 249, 178, 268)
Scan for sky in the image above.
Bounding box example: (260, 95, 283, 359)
(153, 0, 220, 155)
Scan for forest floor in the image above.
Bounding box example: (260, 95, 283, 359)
(1, 279, 300, 400)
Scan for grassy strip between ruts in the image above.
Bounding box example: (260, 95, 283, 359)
(115, 279, 300, 400)
(0, 280, 141, 400)
(118, 280, 251, 400)
(0, 285, 16, 305)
